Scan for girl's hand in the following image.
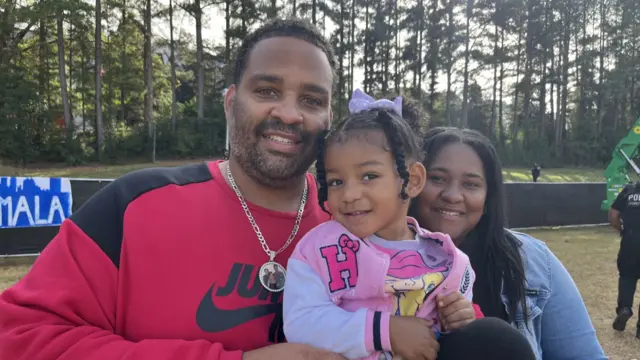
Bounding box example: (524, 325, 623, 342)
(389, 316, 439, 360)
(436, 292, 476, 331)
(243, 343, 348, 360)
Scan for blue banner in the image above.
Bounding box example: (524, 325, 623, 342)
(0, 176, 73, 229)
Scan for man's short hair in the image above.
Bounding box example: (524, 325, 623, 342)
(231, 18, 337, 88)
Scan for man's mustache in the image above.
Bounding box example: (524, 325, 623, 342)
(254, 118, 312, 143)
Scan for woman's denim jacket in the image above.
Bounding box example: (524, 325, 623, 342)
(504, 230, 608, 360)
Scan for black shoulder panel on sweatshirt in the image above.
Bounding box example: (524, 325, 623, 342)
(69, 162, 214, 269)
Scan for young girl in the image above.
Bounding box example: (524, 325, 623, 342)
(282, 89, 478, 360)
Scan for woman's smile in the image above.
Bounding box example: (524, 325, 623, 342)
(434, 207, 465, 217)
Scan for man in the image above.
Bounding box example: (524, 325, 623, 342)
(0, 19, 345, 359)
(531, 163, 541, 182)
(609, 181, 640, 339)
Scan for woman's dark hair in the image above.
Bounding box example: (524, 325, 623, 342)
(315, 109, 421, 214)
(412, 126, 528, 323)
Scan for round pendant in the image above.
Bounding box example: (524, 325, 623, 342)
(259, 261, 286, 292)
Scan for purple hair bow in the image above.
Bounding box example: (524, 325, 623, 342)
(348, 88, 403, 117)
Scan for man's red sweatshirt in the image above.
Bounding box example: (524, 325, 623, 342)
(0, 161, 483, 360)
(0, 161, 329, 360)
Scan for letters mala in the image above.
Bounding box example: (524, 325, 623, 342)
(225, 163, 308, 293)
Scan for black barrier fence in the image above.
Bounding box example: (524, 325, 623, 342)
(503, 182, 608, 228)
(0, 179, 610, 256)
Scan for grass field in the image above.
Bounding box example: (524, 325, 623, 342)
(502, 167, 606, 183)
(0, 159, 207, 179)
(0, 159, 606, 182)
(0, 226, 637, 358)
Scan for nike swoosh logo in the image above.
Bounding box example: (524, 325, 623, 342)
(196, 283, 281, 332)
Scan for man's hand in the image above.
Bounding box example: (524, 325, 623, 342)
(436, 292, 476, 331)
(609, 207, 622, 232)
(242, 343, 348, 360)
(389, 316, 439, 360)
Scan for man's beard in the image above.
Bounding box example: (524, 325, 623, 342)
(228, 102, 325, 189)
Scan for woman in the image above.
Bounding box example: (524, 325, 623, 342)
(409, 127, 607, 360)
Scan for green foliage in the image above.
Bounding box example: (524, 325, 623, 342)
(1, 0, 639, 171)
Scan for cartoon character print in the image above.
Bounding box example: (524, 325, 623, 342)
(374, 247, 449, 360)
(377, 248, 448, 317)
(384, 272, 445, 316)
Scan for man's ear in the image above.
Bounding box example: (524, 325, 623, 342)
(406, 162, 427, 199)
(224, 85, 236, 123)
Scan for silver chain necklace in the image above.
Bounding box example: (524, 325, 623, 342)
(225, 162, 308, 292)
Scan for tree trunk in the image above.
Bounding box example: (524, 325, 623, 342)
(143, 0, 154, 161)
(95, 0, 103, 161)
(170, 0, 178, 132)
(120, 0, 127, 123)
(539, 0, 549, 139)
(512, 27, 523, 139)
(498, 26, 505, 147)
(57, 11, 72, 138)
(445, 0, 454, 125)
(364, 3, 370, 93)
(550, 40, 555, 131)
(81, 43, 86, 132)
(68, 21, 73, 112)
(349, 0, 355, 95)
(38, 17, 47, 111)
(337, 0, 345, 120)
(225, 0, 231, 64)
(596, 0, 605, 136)
(416, 0, 425, 100)
(557, 7, 570, 156)
(394, 0, 400, 93)
(312, 0, 317, 24)
(520, 0, 535, 149)
(490, 24, 498, 140)
(195, 0, 204, 123)
(460, 0, 473, 128)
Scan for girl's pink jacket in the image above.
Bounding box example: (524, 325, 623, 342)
(283, 217, 476, 359)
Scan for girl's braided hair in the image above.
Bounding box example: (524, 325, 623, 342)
(316, 108, 421, 214)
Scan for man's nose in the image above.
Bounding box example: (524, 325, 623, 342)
(270, 96, 303, 125)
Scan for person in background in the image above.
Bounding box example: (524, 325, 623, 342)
(531, 163, 541, 182)
(409, 127, 608, 360)
(0, 18, 348, 360)
(608, 181, 640, 339)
